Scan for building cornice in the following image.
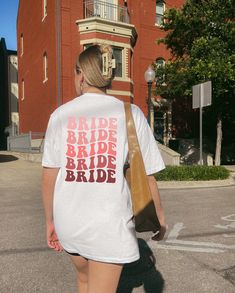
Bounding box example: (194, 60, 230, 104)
(76, 17, 137, 45)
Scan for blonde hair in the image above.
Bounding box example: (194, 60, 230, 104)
(76, 44, 114, 89)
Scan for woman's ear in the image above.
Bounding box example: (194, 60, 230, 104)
(80, 72, 85, 83)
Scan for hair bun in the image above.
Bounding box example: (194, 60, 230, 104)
(99, 44, 114, 80)
(99, 44, 113, 55)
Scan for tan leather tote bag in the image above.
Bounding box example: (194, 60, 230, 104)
(124, 102, 161, 233)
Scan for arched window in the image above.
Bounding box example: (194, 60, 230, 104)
(43, 52, 48, 82)
(113, 47, 123, 78)
(21, 79, 25, 101)
(20, 33, 24, 56)
(156, 58, 165, 68)
(156, 1, 165, 26)
(42, 0, 47, 20)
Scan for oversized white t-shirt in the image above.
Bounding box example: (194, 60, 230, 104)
(42, 93, 165, 263)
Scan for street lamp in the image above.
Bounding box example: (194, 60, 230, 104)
(144, 66, 156, 131)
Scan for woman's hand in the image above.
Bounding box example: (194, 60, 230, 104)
(47, 222, 63, 252)
(151, 224, 167, 241)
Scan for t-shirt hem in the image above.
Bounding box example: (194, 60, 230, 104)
(42, 161, 61, 168)
(64, 249, 140, 264)
(146, 165, 165, 175)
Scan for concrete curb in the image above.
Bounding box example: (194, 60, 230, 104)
(1, 151, 235, 189)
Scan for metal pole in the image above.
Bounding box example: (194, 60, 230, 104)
(147, 82, 151, 124)
(57, 0, 61, 107)
(147, 81, 154, 130)
(150, 100, 154, 131)
(199, 84, 203, 165)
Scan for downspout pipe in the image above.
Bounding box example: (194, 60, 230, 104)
(56, 0, 61, 107)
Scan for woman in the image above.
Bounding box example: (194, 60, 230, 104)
(42, 44, 166, 293)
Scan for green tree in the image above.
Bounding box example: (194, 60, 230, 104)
(155, 0, 235, 165)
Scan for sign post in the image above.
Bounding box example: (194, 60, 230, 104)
(192, 81, 212, 165)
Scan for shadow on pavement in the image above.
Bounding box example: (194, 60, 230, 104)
(117, 238, 165, 293)
(0, 154, 19, 163)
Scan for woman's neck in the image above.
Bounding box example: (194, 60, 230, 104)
(82, 84, 106, 95)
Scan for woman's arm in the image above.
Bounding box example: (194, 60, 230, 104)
(42, 167, 59, 223)
(148, 175, 166, 241)
(42, 167, 63, 251)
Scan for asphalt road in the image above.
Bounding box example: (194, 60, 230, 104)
(0, 155, 235, 293)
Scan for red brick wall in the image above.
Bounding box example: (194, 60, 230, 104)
(17, 0, 58, 133)
(60, 0, 83, 104)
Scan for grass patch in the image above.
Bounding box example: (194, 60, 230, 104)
(155, 165, 230, 181)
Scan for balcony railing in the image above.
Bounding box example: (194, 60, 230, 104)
(84, 0, 130, 24)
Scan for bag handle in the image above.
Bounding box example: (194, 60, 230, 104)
(124, 102, 141, 156)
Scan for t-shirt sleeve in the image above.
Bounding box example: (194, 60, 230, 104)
(42, 111, 61, 168)
(131, 104, 165, 175)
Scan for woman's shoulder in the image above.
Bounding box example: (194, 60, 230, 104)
(130, 103, 146, 122)
(49, 98, 79, 118)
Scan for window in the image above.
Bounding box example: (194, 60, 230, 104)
(43, 52, 48, 82)
(156, 58, 165, 67)
(42, 0, 47, 20)
(156, 1, 165, 26)
(20, 33, 24, 56)
(113, 47, 123, 78)
(21, 79, 25, 100)
(84, 44, 92, 50)
(156, 58, 166, 84)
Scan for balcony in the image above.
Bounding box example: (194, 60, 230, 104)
(84, 0, 130, 24)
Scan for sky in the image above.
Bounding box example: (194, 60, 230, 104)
(0, 0, 19, 50)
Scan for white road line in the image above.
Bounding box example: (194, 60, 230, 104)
(166, 238, 235, 250)
(148, 242, 224, 254)
(221, 214, 235, 221)
(214, 224, 231, 230)
(167, 222, 185, 240)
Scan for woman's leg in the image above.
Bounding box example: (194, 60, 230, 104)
(69, 255, 88, 293)
(87, 260, 123, 293)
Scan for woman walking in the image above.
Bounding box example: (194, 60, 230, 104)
(42, 44, 166, 293)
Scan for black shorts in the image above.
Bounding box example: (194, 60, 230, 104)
(65, 250, 88, 260)
(65, 250, 81, 256)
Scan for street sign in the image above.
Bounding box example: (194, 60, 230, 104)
(192, 81, 212, 165)
(193, 81, 212, 109)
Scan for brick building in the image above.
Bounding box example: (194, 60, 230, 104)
(0, 38, 18, 149)
(17, 0, 184, 142)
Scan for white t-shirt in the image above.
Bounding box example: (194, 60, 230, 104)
(42, 93, 165, 263)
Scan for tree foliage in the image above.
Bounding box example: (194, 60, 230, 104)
(155, 0, 235, 159)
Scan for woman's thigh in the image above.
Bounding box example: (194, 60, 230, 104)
(70, 255, 88, 283)
(87, 260, 123, 293)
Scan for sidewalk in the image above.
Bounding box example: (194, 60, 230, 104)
(0, 151, 234, 190)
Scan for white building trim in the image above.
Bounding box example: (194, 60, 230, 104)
(107, 89, 133, 98)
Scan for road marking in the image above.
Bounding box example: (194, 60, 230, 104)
(148, 243, 224, 254)
(214, 214, 235, 238)
(221, 214, 235, 222)
(166, 223, 235, 250)
(149, 222, 235, 253)
(167, 222, 185, 240)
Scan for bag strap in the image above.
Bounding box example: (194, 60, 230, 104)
(124, 102, 141, 156)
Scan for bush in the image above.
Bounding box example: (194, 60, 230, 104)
(155, 165, 230, 181)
